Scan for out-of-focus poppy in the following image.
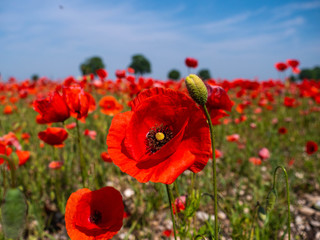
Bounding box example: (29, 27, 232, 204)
(107, 88, 210, 184)
(185, 57, 198, 68)
(305, 141, 318, 155)
(38, 127, 68, 146)
(65, 186, 124, 240)
(226, 134, 240, 142)
(249, 157, 262, 165)
(33, 91, 70, 123)
(274, 62, 288, 72)
(283, 97, 296, 108)
(63, 83, 90, 119)
(0, 143, 12, 165)
(65, 122, 76, 129)
(278, 127, 287, 135)
(49, 161, 63, 169)
(258, 147, 270, 160)
(173, 195, 186, 214)
(3, 105, 14, 114)
(99, 96, 123, 116)
(16, 150, 30, 166)
(101, 152, 112, 163)
(96, 69, 108, 79)
(83, 129, 96, 140)
(115, 70, 126, 79)
(286, 59, 299, 68)
(162, 229, 173, 237)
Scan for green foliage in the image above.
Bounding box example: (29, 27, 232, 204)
(128, 54, 151, 76)
(291, 66, 320, 81)
(31, 74, 39, 82)
(168, 69, 181, 81)
(1, 188, 27, 239)
(198, 69, 211, 80)
(80, 56, 105, 76)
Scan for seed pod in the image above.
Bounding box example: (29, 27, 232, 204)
(258, 205, 267, 223)
(185, 74, 208, 106)
(1, 188, 27, 239)
(266, 189, 277, 213)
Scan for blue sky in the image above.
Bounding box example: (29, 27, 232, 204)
(1, 0, 320, 81)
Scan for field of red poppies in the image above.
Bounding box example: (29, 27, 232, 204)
(0, 66, 320, 239)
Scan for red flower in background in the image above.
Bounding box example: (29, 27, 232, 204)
(278, 127, 287, 135)
(107, 88, 210, 184)
(65, 186, 124, 240)
(185, 57, 198, 68)
(49, 161, 64, 169)
(96, 69, 108, 79)
(63, 83, 90, 119)
(249, 157, 262, 165)
(3, 105, 14, 114)
(101, 152, 112, 163)
(173, 195, 186, 214)
(16, 150, 31, 166)
(275, 62, 288, 72)
(283, 96, 296, 108)
(226, 134, 240, 142)
(258, 147, 270, 160)
(115, 70, 126, 79)
(38, 127, 68, 147)
(287, 59, 299, 68)
(33, 91, 70, 123)
(99, 96, 123, 116)
(83, 129, 97, 140)
(305, 141, 318, 155)
(0, 142, 12, 165)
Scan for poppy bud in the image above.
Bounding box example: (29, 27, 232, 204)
(185, 74, 208, 106)
(266, 189, 277, 212)
(258, 205, 267, 223)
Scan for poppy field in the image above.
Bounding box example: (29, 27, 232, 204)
(0, 65, 320, 240)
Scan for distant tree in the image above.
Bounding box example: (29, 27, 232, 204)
(301, 66, 320, 80)
(128, 54, 151, 76)
(198, 69, 211, 80)
(31, 74, 39, 82)
(168, 69, 180, 81)
(80, 56, 105, 76)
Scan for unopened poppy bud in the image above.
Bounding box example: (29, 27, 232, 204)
(185, 74, 208, 106)
(258, 205, 267, 223)
(266, 189, 277, 212)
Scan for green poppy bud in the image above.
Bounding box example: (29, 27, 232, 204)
(266, 189, 277, 213)
(185, 74, 208, 106)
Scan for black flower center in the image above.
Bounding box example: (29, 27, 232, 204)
(145, 124, 173, 154)
(89, 210, 102, 224)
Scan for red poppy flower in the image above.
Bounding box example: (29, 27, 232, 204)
(83, 129, 96, 140)
(99, 96, 123, 116)
(33, 91, 70, 123)
(65, 186, 124, 240)
(305, 141, 318, 155)
(101, 152, 112, 163)
(226, 134, 240, 142)
(107, 88, 211, 184)
(96, 69, 108, 79)
(249, 157, 262, 165)
(278, 127, 287, 135)
(63, 83, 90, 119)
(66, 122, 76, 129)
(185, 57, 198, 68)
(173, 195, 186, 214)
(115, 70, 126, 79)
(38, 127, 68, 146)
(274, 62, 288, 72)
(283, 97, 296, 108)
(0, 143, 12, 165)
(258, 147, 270, 160)
(49, 161, 63, 169)
(286, 59, 299, 68)
(16, 150, 30, 166)
(162, 229, 173, 237)
(3, 105, 13, 114)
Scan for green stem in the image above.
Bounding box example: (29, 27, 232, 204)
(0, 154, 16, 188)
(272, 166, 291, 240)
(203, 105, 219, 240)
(76, 119, 87, 187)
(165, 184, 177, 240)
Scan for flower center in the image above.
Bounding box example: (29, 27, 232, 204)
(89, 210, 102, 224)
(145, 124, 173, 154)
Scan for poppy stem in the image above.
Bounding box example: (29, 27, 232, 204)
(272, 166, 291, 240)
(76, 119, 87, 187)
(0, 154, 16, 188)
(202, 105, 219, 240)
(165, 184, 178, 240)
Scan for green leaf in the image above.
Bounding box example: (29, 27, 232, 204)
(1, 188, 27, 239)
